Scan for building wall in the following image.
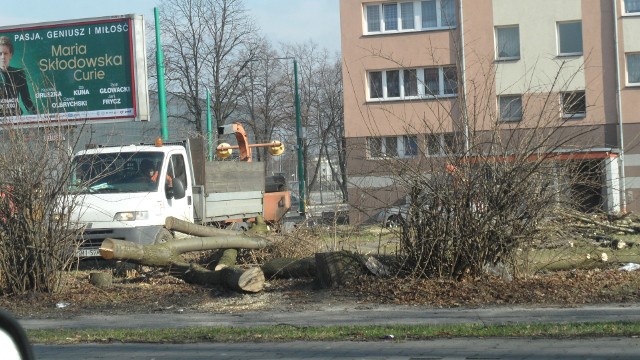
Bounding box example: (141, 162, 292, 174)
(619, 2, 640, 124)
(340, 0, 640, 220)
(341, 0, 460, 138)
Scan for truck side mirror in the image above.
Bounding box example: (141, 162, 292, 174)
(167, 178, 186, 200)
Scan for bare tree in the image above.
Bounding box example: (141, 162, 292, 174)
(236, 41, 291, 173)
(317, 57, 348, 201)
(157, 0, 260, 133)
(280, 43, 347, 202)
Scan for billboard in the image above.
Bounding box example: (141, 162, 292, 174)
(0, 15, 149, 127)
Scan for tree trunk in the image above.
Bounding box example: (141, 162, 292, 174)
(174, 263, 264, 293)
(165, 216, 270, 237)
(100, 236, 269, 263)
(215, 249, 238, 270)
(261, 257, 316, 279)
(99, 238, 266, 292)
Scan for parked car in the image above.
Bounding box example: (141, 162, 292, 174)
(375, 204, 409, 228)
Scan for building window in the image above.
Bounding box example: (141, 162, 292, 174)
(627, 53, 640, 84)
(561, 91, 586, 118)
(557, 21, 583, 56)
(366, 5, 381, 32)
(365, 0, 456, 35)
(498, 95, 523, 121)
(383, 3, 399, 31)
(440, 0, 457, 27)
(424, 66, 458, 97)
(443, 66, 458, 95)
(368, 66, 457, 101)
(368, 135, 418, 159)
(404, 69, 418, 97)
(369, 72, 383, 99)
(368, 137, 383, 158)
(624, 0, 640, 13)
(400, 2, 415, 30)
(403, 135, 418, 156)
(386, 70, 401, 98)
(426, 133, 456, 156)
(495, 25, 520, 60)
(368, 136, 399, 158)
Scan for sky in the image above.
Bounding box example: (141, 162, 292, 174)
(0, 0, 341, 53)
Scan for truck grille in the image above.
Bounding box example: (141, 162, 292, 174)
(79, 229, 124, 248)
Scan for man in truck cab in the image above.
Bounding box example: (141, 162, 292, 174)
(139, 159, 173, 188)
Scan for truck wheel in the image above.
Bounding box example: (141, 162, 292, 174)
(154, 228, 174, 244)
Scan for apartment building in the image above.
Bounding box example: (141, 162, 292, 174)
(340, 0, 640, 223)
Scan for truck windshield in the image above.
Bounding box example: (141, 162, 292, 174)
(70, 152, 165, 194)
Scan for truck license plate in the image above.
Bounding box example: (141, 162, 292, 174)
(76, 248, 101, 257)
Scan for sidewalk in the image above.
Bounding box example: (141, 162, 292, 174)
(19, 303, 640, 330)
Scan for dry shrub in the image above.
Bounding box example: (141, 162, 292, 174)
(0, 127, 82, 295)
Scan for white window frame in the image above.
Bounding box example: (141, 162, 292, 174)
(367, 66, 458, 101)
(367, 136, 415, 159)
(560, 91, 586, 119)
(627, 52, 640, 85)
(495, 25, 520, 61)
(557, 21, 583, 57)
(623, 0, 640, 14)
(364, 0, 456, 35)
(402, 135, 418, 157)
(425, 133, 456, 156)
(498, 94, 523, 122)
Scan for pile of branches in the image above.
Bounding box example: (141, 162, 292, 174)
(546, 210, 640, 249)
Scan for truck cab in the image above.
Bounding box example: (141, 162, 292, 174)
(70, 142, 193, 257)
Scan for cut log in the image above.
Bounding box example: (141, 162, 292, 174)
(175, 263, 264, 293)
(165, 216, 271, 237)
(261, 257, 316, 279)
(100, 236, 269, 263)
(165, 217, 237, 237)
(99, 237, 267, 292)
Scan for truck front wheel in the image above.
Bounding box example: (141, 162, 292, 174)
(154, 228, 174, 244)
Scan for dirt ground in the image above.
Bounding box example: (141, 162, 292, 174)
(2, 263, 639, 320)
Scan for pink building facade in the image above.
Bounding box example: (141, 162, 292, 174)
(340, 0, 640, 223)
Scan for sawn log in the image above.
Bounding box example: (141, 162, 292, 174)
(99, 233, 269, 292)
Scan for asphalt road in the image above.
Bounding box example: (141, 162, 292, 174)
(33, 338, 640, 360)
(21, 303, 640, 360)
(20, 303, 640, 330)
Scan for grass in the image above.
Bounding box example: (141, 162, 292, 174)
(28, 322, 640, 344)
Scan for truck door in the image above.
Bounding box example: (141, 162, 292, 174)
(164, 152, 194, 222)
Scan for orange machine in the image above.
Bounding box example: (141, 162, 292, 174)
(215, 123, 291, 224)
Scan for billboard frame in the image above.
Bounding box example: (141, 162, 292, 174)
(0, 14, 149, 128)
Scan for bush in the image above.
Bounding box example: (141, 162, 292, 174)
(0, 127, 81, 295)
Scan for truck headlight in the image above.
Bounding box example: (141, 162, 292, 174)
(114, 211, 149, 221)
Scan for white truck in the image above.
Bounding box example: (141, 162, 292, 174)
(70, 130, 291, 257)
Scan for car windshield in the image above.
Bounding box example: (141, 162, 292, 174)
(70, 152, 165, 194)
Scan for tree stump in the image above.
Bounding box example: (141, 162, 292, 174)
(89, 271, 113, 288)
(315, 251, 366, 288)
(261, 257, 316, 279)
